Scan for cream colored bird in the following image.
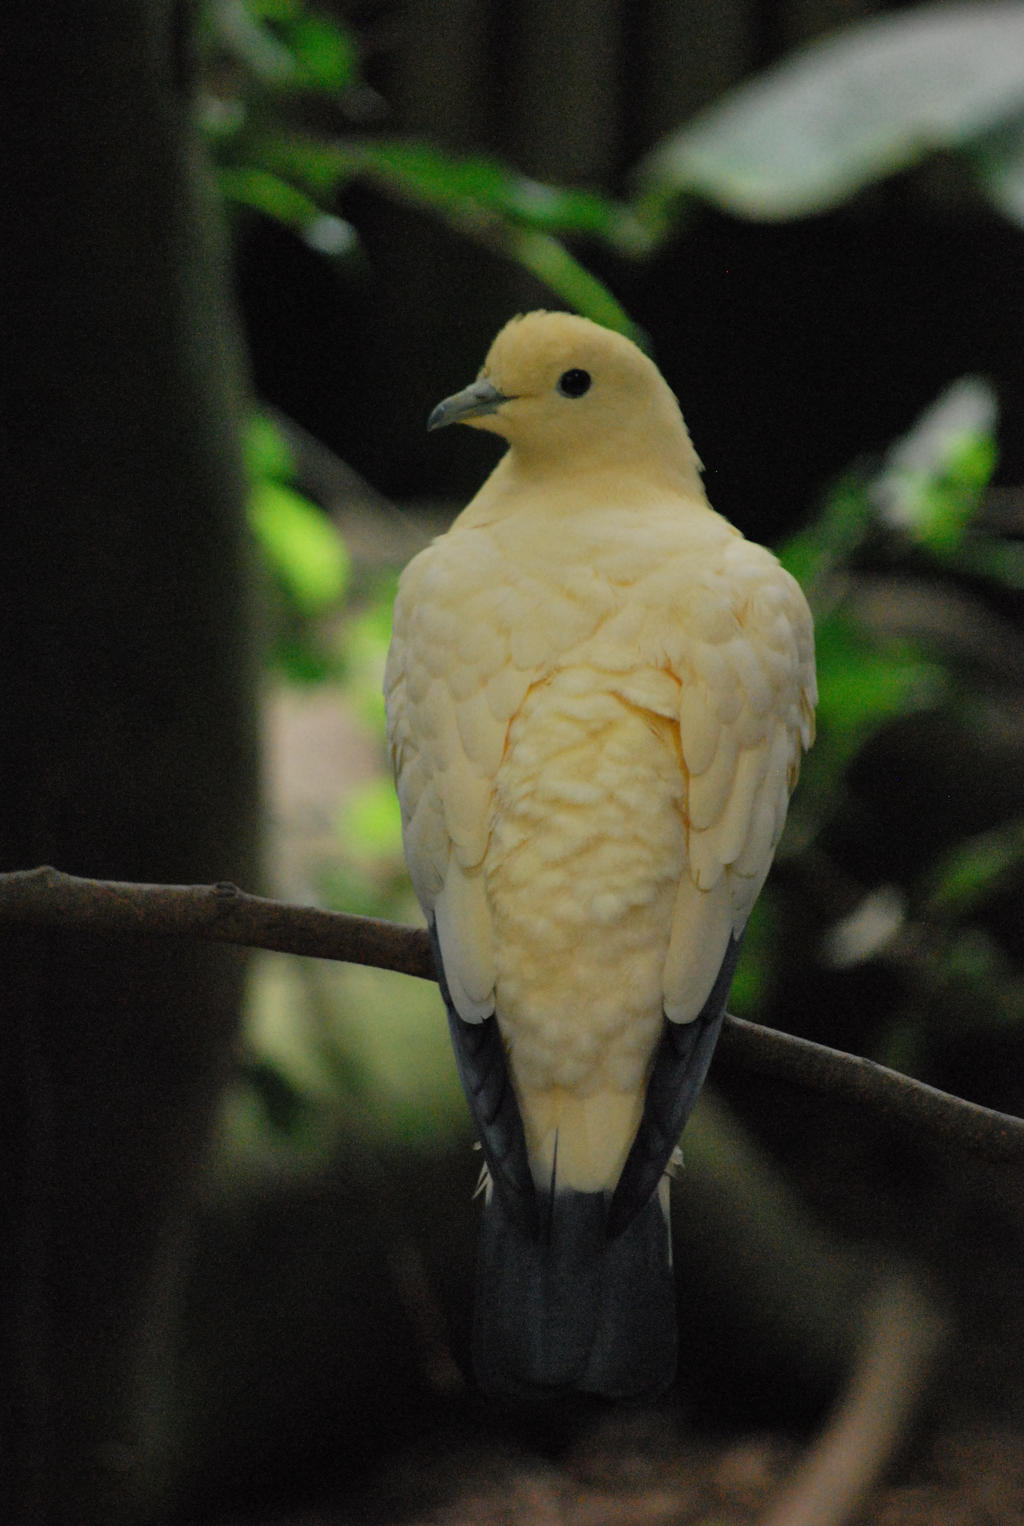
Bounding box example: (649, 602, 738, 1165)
(385, 310, 816, 1397)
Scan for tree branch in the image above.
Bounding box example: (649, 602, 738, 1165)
(713, 1015, 1024, 1165)
(2, 865, 1021, 1164)
(760, 1274, 948, 1526)
(0, 864, 434, 979)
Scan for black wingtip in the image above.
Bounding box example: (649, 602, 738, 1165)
(607, 930, 744, 1238)
(428, 921, 539, 1239)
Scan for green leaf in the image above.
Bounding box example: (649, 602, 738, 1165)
(258, 135, 649, 253)
(339, 140, 648, 250)
(780, 611, 948, 851)
(499, 228, 640, 339)
(209, 0, 297, 86)
(250, 134, 353, 199)
(218, 166, 360, 256)
(243, 135, 644, 331)
(925, 814, 1024, 917)
(248, 480, 350, 614)
(244, 411, 294, 481)
(778, 476, 874, 593)
(301, 212, 359, 258)
(812, 617, 948, 756)
(336, 776, 404, 862)
(207, 0, 359, 97)
(287, 13, 358, 94)
(341, 583, 397, 736)
(219, 164, 321, 224)
(972, 113, 1024, 225)
(638, 3, 1024, 220)
(870, 376, 998, 551)
(728, 895, 775, 1014)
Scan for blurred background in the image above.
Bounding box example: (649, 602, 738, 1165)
(4, 1, 1024, 1522)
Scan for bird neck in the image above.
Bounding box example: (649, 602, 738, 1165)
(457, 446, 709, 530)
(503, 437, 706, 503)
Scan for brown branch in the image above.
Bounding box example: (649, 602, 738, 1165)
(0, 864, 434, 979)
(760, 1273, 948, 1526)
(2, 865, 1022, 1164)
(714, 1015, 1024, 1165)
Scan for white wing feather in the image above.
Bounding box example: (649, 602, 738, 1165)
(664, 541, 815, 1021)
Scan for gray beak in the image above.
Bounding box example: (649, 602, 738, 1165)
(427, 378, 509, 432)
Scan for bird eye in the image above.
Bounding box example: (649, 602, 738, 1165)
(557, 368, 592, 398)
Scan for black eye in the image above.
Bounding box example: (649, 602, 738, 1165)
(557, 368, 592, 398)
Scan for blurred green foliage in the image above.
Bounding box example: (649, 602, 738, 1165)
(732, 378, 1023, 1035)
(201, 0, 1024, 338)
(211, 0, 1024, 1158)
(637, 4, 1024, 226)
(246, 414, 351, 625)
(928, 816, 1024, 921)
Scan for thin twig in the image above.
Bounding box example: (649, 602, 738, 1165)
(760, 1274, 948, 1526)
(1, 865, 1022, 1164)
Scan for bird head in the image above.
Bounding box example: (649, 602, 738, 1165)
(428, 311, 704, 496)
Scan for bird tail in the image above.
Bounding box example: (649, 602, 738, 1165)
(471, 1179, 676, 1398)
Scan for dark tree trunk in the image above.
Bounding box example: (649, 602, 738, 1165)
(0, 3, 260, 1520)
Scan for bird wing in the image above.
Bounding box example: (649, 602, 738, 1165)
(385, 531, 523, 1020)
(662, 538, 816, 1023)
(386, 526, 560, 1228)
(607, 539, 815, 1232)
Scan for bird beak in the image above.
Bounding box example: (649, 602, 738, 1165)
(427, 378, 509, 432)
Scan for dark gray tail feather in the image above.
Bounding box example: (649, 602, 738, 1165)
(472, 1184, 676, 1398)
